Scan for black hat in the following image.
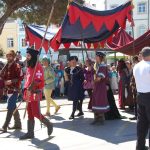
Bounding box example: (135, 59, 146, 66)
(68, 56, 78, 62)
(96, 51, 106, 57)
(26, 48, 39, 56)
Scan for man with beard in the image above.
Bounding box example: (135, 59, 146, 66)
(19, 48, 53, 140)
(0, 50, 22, 133)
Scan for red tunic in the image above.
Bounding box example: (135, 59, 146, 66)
(1, 62, 23, 93)
(24, 63, 44, 101)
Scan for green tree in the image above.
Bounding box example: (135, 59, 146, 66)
(0, 0, 85, 34)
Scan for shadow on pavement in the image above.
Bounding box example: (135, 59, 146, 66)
(50, 115, 66, 121)
(53, 117, 136, 145)
(30, 137, 60, 150)
(0, 130, 60, 150)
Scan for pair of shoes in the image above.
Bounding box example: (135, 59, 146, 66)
(77, 112, 84, 117)
(129, 116, 137, 120)
(44, 113, 51, 117)
(0, 127, 7, 133)
(55, 106, 60, 114)
(8, 126, 22, 130)
(69, 115, 74, 120)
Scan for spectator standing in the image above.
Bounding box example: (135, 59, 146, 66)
(109, 65, 118, 94)
(133, 47, 150, 150)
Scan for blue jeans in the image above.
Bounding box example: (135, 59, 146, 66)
(7, 92, 18, 111)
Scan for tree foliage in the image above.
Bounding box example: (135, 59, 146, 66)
(0, 0, 85, 34)
(12, 0, 68, 25)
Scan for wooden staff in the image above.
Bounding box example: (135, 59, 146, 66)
(15, 0, 58, 119)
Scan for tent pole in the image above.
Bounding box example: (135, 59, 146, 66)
(22, 0, 57, 120)
(131, 0, 135, 56)
(114, 52, 117, 66)
(83, 42, 89, 60)
(81, 41, 85, 64)
(131, 24, 135, 56)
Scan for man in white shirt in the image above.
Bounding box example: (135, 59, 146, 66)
(133, 47, 150, 150)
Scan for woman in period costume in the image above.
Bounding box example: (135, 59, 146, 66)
(124, 60, 135, 110)
(91, 52, 110, 125)
(129, 56, 140, 120)
(64, 56, 85, 119)
(117, 59, 130, 109)
(83, 59, 95, 109)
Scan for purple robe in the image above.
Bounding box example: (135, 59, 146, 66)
(83, 67, 95, 90)
(92, 64, 110, 113)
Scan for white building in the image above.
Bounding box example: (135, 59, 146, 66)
(85, 0, 105, 10)
(105, 0, 149, 38)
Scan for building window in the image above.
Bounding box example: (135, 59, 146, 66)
(138, 3, 146, 13)
(7, 38, 14, 48)
(21, 38, 26, 47)
(126, 27, 133, 37)
(139, 25, 147, 36)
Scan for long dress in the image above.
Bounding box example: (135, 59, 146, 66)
(105, 84, 121, 120)
(83, 67, 95, 109)
(124, 70, 135, 107)
(118, 68, 129, 108)
(92, 63, 110, 113)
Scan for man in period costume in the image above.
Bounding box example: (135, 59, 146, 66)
(19, 48, 53, 140)
(0, 50, 22, 132)
(64, 56, 85, 119)
(91, 51, 110, 125)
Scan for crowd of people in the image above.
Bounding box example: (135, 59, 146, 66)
(0, 47, 149, 149)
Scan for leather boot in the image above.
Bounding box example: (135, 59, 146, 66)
(69, 101, 78, 119)
(9, 109, 22, 130)
(69, 112, 75, 119)
(90, 113, 99, 125)
(98, 115, 105, 125)
(0, 110, 13, 133)
(41, 117, 53, 136)
(19, 120, 35, 140)
(77, 100, 84, 117)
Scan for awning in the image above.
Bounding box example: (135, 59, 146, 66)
(25, 25, 58, 53)
(50, 1, 134, 51)
(111, 29, 150, 56)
